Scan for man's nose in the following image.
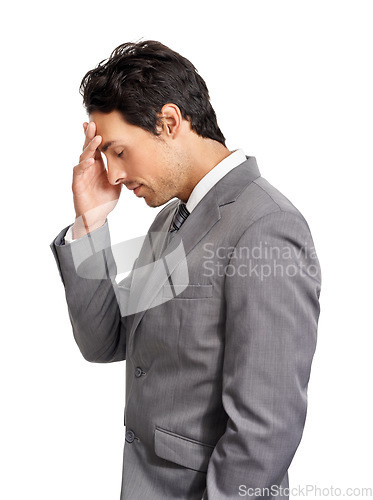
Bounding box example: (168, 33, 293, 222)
(107, 161, 128, 185)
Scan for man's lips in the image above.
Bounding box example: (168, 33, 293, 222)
(123, 183, 144, 196)
(125, 183, 142, 191)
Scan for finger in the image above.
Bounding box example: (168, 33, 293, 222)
(82, 123, 89, 150)
(73, 157, 95, 176)
(88, 121, 96, 138)
(80, 135, 102, 162)
(82, 121, 97, 151)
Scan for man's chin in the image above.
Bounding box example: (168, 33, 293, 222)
(146, 200, 164, 208)
(143, 195, 160, 208)
(145, 195, 174, 209)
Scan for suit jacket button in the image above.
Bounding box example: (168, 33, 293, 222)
(125, 430, 135, 443)
(135, 367, 143, 378)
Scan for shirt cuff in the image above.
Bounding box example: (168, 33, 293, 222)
(63, 223, 75, 244)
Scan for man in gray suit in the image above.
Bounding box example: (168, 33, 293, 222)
(50, 40, 322, 499)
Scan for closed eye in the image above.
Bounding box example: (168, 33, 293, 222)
(117, 151, 124, 158)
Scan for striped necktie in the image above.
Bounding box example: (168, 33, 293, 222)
(169, 202, 190, 233)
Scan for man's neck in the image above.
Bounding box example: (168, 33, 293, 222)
(177, 140, 232, 203)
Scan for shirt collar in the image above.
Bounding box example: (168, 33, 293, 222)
(184, 148, 247, 213)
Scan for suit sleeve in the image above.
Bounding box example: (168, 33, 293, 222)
(202, 211, 322, 499)
(50, 219, 130, 363)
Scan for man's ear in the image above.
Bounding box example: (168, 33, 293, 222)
(156, 103, 182, 137)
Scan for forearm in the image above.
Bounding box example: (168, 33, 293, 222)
(50, 219, 127, 362)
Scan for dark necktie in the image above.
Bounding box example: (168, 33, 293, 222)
(169, 202, 190, 233)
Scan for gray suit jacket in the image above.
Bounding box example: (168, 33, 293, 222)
(50, 156, 322, 499)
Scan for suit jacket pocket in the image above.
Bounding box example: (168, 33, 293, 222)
(154, 426, 215, 473)
(162, 283, 213, 299)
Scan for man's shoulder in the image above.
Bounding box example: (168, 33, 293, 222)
(238, 175, 309, 227)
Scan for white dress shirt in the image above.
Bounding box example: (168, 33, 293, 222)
(64, 148, 247, 244)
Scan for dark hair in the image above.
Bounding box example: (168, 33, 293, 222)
(79, 39, 226, 146)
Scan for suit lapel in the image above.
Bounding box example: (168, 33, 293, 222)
(127, 155, 261, 353)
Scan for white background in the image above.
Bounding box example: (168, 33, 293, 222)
(1, 1, 372, 499)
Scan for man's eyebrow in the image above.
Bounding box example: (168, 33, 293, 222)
(99, 140, 120, 153)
